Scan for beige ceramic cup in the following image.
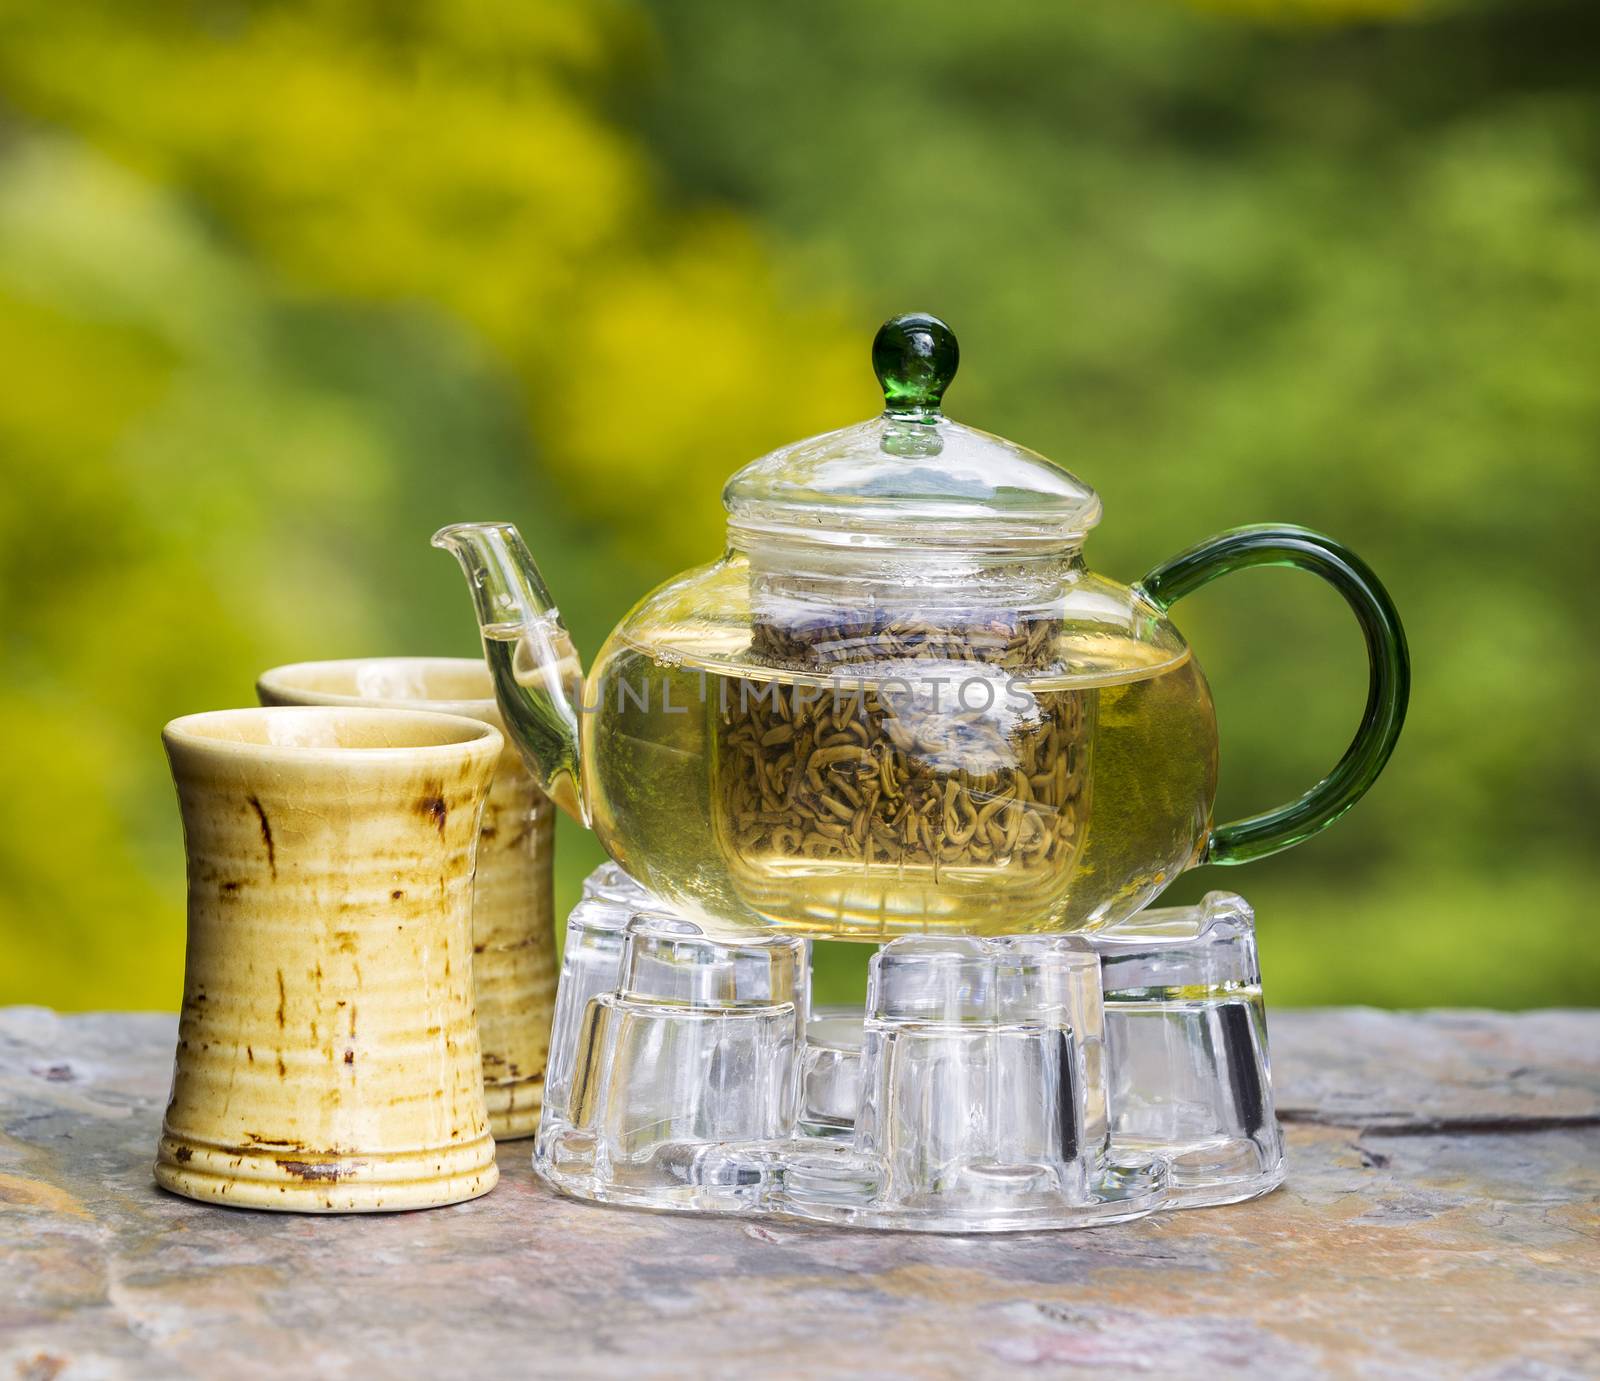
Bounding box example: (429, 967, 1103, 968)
(157, 706, 502, 1212)
(256, 658, 557, 1139)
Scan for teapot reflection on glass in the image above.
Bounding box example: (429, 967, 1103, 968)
(435, 314, 1408, 941)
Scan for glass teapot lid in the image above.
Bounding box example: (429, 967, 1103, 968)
(723, 313, 1101, 547)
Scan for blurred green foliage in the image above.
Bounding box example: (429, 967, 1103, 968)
(0, 0, 1594, 1010)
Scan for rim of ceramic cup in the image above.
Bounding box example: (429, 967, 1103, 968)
(256, 657, 497, 718)
(162, 705, 503, 765)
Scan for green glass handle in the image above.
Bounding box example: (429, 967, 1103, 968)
(1136, 524, 1410, 867)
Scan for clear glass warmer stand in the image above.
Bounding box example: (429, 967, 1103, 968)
(534, 865, 1284, 1233)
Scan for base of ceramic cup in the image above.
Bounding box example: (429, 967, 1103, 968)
(485, 1078, 544, 1141)
(154, 1130, 499, 1213)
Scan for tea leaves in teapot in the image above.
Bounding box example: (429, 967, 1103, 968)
(716, 608, 1092, 891)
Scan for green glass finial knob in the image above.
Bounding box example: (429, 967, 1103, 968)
(872, 312, 958, 418)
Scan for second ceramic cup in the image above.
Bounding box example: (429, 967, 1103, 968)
(258, 658, 558, 1139)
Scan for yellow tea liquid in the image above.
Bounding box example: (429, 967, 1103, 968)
(550, 623, 1219, 940)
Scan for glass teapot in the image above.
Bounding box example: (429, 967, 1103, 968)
(436, 314, 1408, 941)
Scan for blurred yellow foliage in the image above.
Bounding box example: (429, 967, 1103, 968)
(0, 1, 876, 563)
(3, 0, 1593, 1012)
(0, 0, 867, 1005)
(0, 0, 869, 563)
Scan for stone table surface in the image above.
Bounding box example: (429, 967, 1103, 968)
(1, 1007, 1596, 1380)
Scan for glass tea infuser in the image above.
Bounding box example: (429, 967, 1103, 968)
(435, 312, 1408, 944)
(435, 313, 1409, 1230)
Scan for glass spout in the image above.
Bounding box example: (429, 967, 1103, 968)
(432, 521, 588, 826)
